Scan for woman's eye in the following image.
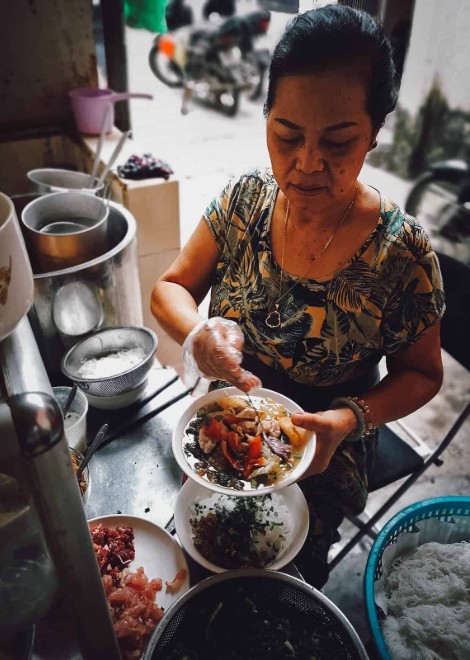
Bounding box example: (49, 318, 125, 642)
(276, 133, 301, 143)
(325, 139, 356, 149)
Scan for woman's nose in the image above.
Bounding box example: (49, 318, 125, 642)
(296, 143, 325, 174)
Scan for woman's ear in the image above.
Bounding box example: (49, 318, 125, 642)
(369, 128, 380, 151)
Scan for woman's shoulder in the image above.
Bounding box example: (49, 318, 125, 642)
(379, 196, 433, 259)
(215, 167, 277, 221)
(230, 167, 277, 195)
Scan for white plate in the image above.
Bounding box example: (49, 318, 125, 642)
(171, 386, 316, 496)
(174, 479, 310, 573)
(88, 515, 190, 612)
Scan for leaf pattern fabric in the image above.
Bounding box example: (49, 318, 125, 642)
(205, 169, 445, 386)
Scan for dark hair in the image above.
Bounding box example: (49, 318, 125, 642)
(264, 4, 398, 129)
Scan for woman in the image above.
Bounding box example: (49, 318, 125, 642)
(151, 5, 444, 587)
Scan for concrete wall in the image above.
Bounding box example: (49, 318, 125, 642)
(0, 0, 97, 136)
(399, 0, 470, 114)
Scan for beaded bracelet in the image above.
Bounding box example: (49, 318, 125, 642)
(349, 396, 376, 437)
(330, 396, 376, 442)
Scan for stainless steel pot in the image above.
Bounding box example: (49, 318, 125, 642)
(21, 191, 109, 273)
(27, 168, 104, 194)
(21, 201, 143, 376)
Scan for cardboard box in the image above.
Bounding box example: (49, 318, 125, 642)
(81, 131, 182, 367)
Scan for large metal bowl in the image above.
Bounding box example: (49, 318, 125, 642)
(61, 326, 158, 397)
(144, 569, 368, 659)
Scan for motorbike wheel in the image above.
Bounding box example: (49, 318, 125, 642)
(404, 171, 439, 216)
(249, 66, 266, 101)
(405, 172, 470, 243)
(245, 52, 268, 102)
(148, 43, 185, 89)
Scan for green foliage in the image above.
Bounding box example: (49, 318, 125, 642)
(369, 77, 470, 180)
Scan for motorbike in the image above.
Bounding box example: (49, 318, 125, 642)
(203, 0, 236, 20)
(165, 0, 193, 32)
(405, 159, 470, 253)
(148, 10, 271, 117)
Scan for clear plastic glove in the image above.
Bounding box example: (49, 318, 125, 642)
(182, 317, 261, 392)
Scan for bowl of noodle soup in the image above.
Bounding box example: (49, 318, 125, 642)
(172, 387, 315, 496)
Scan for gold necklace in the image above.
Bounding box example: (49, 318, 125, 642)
(265, 185, 359, 329)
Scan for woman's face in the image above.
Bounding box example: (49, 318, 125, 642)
(266, 67, 378, 214)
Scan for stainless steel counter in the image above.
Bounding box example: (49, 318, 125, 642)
(84, 366, 191, 528)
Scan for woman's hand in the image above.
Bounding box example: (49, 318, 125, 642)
(184, 317, 261, 392)
(291, 407, 357, 476)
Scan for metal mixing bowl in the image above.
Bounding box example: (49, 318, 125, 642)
(61, 326, 158, 397)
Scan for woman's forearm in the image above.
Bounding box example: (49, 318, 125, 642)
(151, 280, 205, 345)
(360, 325, 443, 427)
(360, 367, 443, 427)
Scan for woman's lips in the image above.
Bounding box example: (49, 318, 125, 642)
(291, 184, 327, 195)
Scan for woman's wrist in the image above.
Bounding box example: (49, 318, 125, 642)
(330, 396, 376, 442)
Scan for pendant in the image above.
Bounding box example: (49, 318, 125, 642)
(265, 306, 281, 328)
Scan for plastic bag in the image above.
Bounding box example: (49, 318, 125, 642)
(123, 0, 167, 33)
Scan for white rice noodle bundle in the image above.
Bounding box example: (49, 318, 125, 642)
(382, 541, 470, 660)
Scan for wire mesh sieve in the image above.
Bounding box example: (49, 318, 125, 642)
(144, 570, 368, 659)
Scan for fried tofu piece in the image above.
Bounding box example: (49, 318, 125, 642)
(215, 395, 248, 412)
(279, 416, 307, 447)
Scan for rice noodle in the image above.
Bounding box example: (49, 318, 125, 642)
(78, 348, 147, 379)
(382, 541, 470, 659)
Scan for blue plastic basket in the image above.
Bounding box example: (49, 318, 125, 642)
(364, 496, 470, 660)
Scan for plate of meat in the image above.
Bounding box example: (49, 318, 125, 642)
(88, 515, 189, 660)
(172, 387, 316, 495)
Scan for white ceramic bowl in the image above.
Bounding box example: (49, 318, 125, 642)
(172, 386, 315, 496)
(174, 479, 310, 573)
(0, 192, 34, 342)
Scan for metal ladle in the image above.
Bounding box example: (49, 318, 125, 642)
(52, 281, 104, 341)
(63, 384, 78, 417)
(76, 423, 108, 479)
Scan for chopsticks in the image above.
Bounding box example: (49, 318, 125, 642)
(97, 130, 132, 185)
(164, 515, 176, 536)
(98, 378, 201, 450)
(127, 371, 179, 413)
(88, 103, 113, 186)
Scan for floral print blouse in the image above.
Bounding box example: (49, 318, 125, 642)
(204, 169, 445, 386)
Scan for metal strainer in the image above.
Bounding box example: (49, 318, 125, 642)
(61, 326, 157, 397)
(144, 570, 368, 659)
